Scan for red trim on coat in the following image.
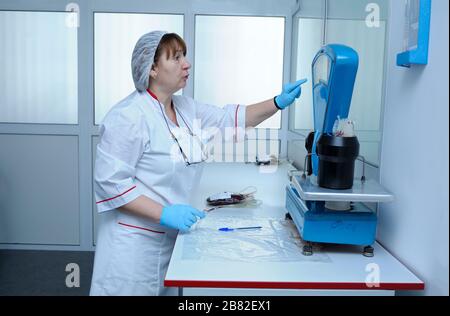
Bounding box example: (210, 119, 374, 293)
(118, 222, 166, 234)
(146, 88, 159, 101)
(96, 186, 137, 204)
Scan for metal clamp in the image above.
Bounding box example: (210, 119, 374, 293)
(356, 155, 367, 183)
(302, 153, 313, 179)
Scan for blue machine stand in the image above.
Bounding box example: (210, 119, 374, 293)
(285, 175, 393, 257)
(286, 44, 394, 257)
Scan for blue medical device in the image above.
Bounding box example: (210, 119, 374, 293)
(311, 45, 358, 177)
(286, 45, 394, 257)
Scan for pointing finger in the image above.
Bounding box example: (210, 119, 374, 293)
(284, 78, 308, 93)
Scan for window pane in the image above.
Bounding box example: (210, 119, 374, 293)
(326, 19, 386, 164)
(94, 13, 183, 124)
(194, 15, 285, 129)
(0, 11, 78, 124)
(326, 19, 386, 133)
(293, 18, 324, 131)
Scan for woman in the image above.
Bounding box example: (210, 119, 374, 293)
(90, 31, 306, 296)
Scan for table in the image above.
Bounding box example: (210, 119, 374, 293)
(165, 162, 424, 296)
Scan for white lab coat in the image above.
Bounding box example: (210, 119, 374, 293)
(90, 90, 246, 296)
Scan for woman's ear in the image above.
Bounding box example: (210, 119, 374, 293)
(150, 64, 158, 79)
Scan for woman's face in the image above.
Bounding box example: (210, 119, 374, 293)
(152, 49, 191, 93)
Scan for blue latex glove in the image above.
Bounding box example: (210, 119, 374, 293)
(160, 204, 206, 232)
(274, 79, 308, 110)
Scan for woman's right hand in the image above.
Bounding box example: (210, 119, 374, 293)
(160, 204, 206, 232)
(274, 79, 308, 110)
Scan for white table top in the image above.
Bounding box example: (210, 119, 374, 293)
(165, 162, 424, 291)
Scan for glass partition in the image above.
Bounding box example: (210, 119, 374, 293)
(291, 0, 388, 165)
(194, 15, 285, 129)
(94, 13, 183, 124)
(0, 11, 78, 124)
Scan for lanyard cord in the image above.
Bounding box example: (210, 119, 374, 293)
(146, 88, 193, 133)
(174, 107, 194, 136)
(151, 93, 193, 136)
(147, 89, 203, 165)
(155, 99, 190, 162)
(156, 100, 174, 135)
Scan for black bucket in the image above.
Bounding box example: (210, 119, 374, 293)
(317, 134, 359, 190)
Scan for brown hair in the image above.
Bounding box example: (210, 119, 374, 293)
(153, 33, 187, 65)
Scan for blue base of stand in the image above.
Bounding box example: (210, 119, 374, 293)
(286, 185, 377, 246)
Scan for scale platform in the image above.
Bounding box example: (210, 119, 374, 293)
(292, 175, 394, 203)
(286, 176, 393, 254)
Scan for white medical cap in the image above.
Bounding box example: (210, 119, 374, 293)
(131, 30, 168, 92)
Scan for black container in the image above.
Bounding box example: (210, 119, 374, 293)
(317, 134, 359, 190)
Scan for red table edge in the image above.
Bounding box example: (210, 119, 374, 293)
(165, 280, 425, 291)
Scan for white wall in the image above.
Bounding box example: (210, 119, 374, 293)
(378, 0, 449, 296)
